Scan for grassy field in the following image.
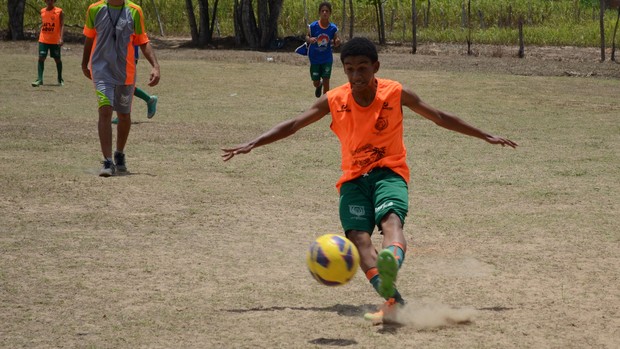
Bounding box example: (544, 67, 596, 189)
(0, 42, 619, 348)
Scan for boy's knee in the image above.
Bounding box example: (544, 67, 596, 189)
(346, 230, 372, 249)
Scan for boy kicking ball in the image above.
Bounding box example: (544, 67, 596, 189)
(222, 37, 517, 324)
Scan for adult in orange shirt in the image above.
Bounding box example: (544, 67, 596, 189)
(221, 37, 517, 324)
(32, 0, 64, 87)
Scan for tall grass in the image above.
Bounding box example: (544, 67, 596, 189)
(2, 0, 618, 47)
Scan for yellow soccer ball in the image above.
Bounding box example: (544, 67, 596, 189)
(306, 234, 360, 286)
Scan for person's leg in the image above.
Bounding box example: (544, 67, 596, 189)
(37, 57, 45, 81)
(133, 87, 150, 103)
(98, 106, 115, 177)
(321, 63, 333, 94)
(373, 170, 409, 300)
(50, 45, 63, 85)
(114, 112, 130, 172)
(376, 213, 407, 300)
(113, 85, 134, 172)
(310, 64, 322, 97)
(134, 87, 158, 119)
(116, 112, 131, 153)
(98, 106, 114, 160)
(54, 58, 63, 85)
(33, 43, 47, 86)
(95, 82, 117, 176)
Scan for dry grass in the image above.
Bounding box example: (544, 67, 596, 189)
(0, 41, 618, 348)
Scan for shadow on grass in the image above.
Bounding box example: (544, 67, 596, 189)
(226, 303, 377, 318)
(308, 337, 358, 346)
(83, 169, 157, 177)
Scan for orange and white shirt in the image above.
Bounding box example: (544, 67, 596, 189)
(327, 78, 409, 190)
(39, 7, 63, 44)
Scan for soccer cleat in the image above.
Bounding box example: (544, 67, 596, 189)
(114, 151, 127, 173)
(58, 79, 64, 86)
(31, 79, 43, 87)
(364, 298, 399, 325)
(111, 117, 119, 125)
(315, 82, 323, 98)
(147, 95, 158, 118)
(99, 159, 116, 177)
(377, 249, 398, 299)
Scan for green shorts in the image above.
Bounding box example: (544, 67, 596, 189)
(310, 63, 332, 81)
(38, 42, 61, 59)
(339, 168, 409, 235)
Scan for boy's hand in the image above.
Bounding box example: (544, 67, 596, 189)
(81, 66, 92, 80)
(485, 135, 518, 148)
(221, 143, 253, 161)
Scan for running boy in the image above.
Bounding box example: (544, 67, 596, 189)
(32, 0, 64, 87)
(221, 37, 517, 324)
(306, 2, 340, 98)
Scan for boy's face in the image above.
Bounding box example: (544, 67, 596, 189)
(319, 6, 331, 20)
(342, 56, 379, 92)
(45, 0, 55, 7)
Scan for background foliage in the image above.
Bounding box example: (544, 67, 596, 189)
(2, 0, 619, 46)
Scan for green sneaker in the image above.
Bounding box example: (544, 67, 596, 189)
(31, 79, 43, 87)
(377, 249, 398, 299)
(111, 117, 119, 124)
(147, 95, 158, 119)
(58, 79, 64, 86)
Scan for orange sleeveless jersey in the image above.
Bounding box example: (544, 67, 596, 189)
(39, 7, 63, 44)
(327, 78, 410, 190)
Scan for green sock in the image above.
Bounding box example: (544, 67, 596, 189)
(37, 61, 44, 81)
(369, 274, 404, 304)
(56, 61, 63, 81)
(386, 244, 405, 269)
(134, 87, 150, 102)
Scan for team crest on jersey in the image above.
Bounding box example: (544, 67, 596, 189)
(375, 116, 388, 131)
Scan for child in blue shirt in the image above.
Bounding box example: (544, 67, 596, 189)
(305, 2, 340, 98)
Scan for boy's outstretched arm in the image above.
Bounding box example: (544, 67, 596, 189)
(401, 86, 518, 148)
(221, 95, 331, 161)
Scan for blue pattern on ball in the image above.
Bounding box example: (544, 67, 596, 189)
(332, 235, 346, 252)
(343, 245, 355, 271)
(316, 246, 330, 268)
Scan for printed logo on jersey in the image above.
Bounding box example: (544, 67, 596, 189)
(316, 33, 330, 51)
(336, 104, 351, 112)
(41, 22, 56, 32)
(351, 144, 386, 168)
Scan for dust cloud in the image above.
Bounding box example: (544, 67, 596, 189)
(390, 301, 477, 330)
